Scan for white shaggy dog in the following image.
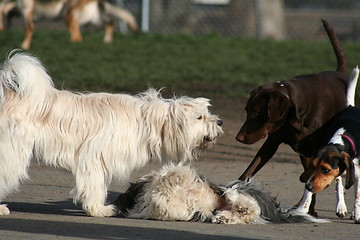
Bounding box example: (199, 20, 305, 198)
(0, 51, 223, 217)
(115, 163, 327, 224)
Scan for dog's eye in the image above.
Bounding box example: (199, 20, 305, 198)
(197, 116, 202, 120)
(320, 167, 330, 174)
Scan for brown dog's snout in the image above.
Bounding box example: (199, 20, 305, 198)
(235, 122, 268, 144)
(235, 133, 245, 143)
(235, 127, 247, 143)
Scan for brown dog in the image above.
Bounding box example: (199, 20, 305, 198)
(236, 20, 356, 215)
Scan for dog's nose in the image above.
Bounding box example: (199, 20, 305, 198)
(217, 119, 223, 126)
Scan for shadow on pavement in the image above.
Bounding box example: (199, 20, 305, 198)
(0, 218, 258, 240)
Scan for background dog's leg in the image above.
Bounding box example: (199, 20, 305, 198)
(103, 22, 114, 43)
(66, 10, 82, 42)
(19, 0, 35, 49)
(0, 1, 16, 31)
(22, 13, 34, 49)
(0, 1, 5, 31)
(335, 176, 348, 218)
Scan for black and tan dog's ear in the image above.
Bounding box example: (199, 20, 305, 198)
(267, 91, 291, 122)
(299, 157, 318, 183)
(300, 168, 313, 183)
(342, 152, 356, 189)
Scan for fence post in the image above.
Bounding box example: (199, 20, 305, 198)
(254, 0, 286, 40)
(141, 0, 150, 32)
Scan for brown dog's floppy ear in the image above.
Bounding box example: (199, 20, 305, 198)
(267, 91, 291, 122)
(342, 152, 356, 189)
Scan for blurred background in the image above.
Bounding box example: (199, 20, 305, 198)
(133, 0, 360, 41)
(1, 0, 360, 97)
(4, 0, 360, 41)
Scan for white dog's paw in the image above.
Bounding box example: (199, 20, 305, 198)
(336, 202, 347, 218)
(0, 204, 10, 215)
(86, 204, 116, 217)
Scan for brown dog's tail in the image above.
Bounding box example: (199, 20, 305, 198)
(322, 19, 346, 73)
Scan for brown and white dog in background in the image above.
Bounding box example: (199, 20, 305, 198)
(298, 67, 360, 223)
(0, 0, 138, 49)
(0, 0, 16, 31)
(235, 20, 358, 217)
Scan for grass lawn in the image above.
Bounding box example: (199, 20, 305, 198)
(1, 29, 360, 98)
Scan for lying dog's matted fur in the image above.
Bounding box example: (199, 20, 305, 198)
(114, 164, 326, 224)
(0, 51, 223, 217)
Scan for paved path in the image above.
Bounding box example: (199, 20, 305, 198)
(0, 155, 359, 240)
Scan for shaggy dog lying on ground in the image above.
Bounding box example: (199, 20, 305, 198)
(114, 164, 327, 224)
(0, 51, 223, 217)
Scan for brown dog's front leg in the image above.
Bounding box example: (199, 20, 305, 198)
(239, 137, 281, 180)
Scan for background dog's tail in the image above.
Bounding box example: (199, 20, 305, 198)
(0, 50, 55, 104)
(346, 66, 359, 106)
(103, 2, 138, 33)
(322, 19, 346, 73)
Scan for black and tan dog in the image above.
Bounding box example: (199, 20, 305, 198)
(0, 0, 138, 49)
(298, 67, 360, 223)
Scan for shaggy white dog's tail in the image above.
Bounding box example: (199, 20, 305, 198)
(0, 51, 55, 104)
(346, 66, 359, 107)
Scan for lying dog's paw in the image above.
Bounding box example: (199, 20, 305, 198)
(211, 212, 231, 224)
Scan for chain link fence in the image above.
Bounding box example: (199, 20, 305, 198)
(3, 0, 360, 41)
(132, 0, 360, 41)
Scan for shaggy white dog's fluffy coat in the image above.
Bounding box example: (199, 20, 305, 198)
(115, 164, 327, 224)
(0, 52, 223, 217)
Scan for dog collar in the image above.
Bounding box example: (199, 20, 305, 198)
(341, 134, 357, 158)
